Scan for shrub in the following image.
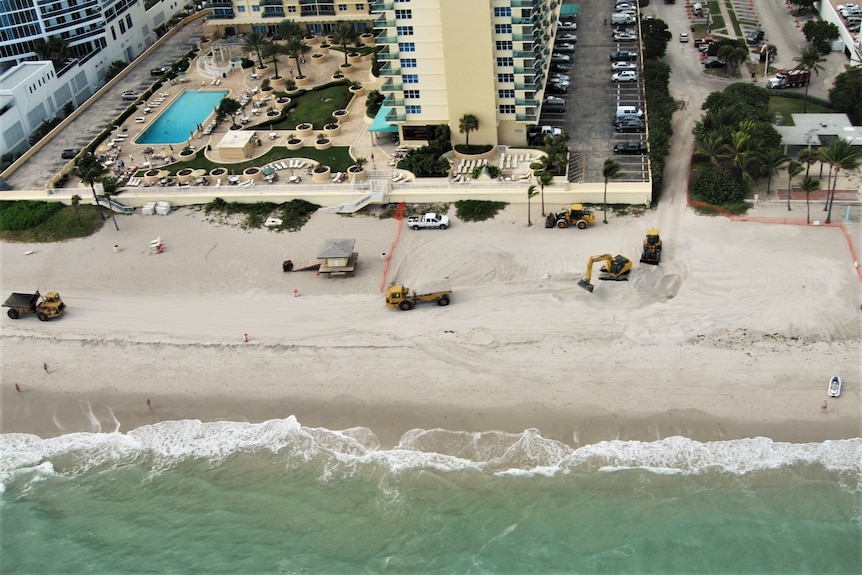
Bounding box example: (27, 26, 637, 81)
(690, 163, 746, 205)
(454, 200, 508, 222)
(0, 201, 63, 231)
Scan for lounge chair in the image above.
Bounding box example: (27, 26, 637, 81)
(134, 117, 146, 123)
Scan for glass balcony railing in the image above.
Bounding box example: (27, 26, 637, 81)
(260, 0, 283, 5)
(516, 98, 539, 106)
(375, 35, 397, 44)
(516, 113, 538, 122)
(381, 79, 403, 92)
(386, 109, 406, 122)
(382, 95, 404, 107)
(378, 62, 401, 76)
(371, 1, 393, 11)
(205, 0, 233, 6)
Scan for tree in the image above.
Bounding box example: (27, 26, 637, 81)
(73, 154, 108, 221)
(802, 20, 840, 50)
(790, 0, 817, 16)
(34, 36, 69, 69)
(285, 37, 310, 78)
(723, 130, 750, 172)
(262, 42, 283, 79)
(817, 138, 858, 223)
(536, 170, 553, 216)
(277, 19, 303, 41)
(797, 146, 819, 178)
(793, 47, 826, 113)
(527, 184, 539, 227)
(640, 18, 672, 60)
(331, 21, 359, 68)
(694, 132, 729, 166)
(70, 194, 82, 227)
(602, 159, 623, 224)
(101, 177, 124, 231)
(459, 114, 479, 148)
(785, 160, 803, 211)
(758, 148, 788, 195)
(799, 174, 820, 223)
(243, 31, 268, 69)
(217, 98, 242, 127)
(828, 67, 862, 125)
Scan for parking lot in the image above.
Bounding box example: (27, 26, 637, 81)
(538, 1, 649, 184)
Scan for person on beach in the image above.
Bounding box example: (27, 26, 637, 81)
(821, 400, 828, 412)
(43, 362, 48, 373)
(15, 384, 21, 392)
(147, 398, 152, 410)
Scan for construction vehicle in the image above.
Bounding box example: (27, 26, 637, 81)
(3, 291, 66, 320)
(766, 69, 810, 89)
(385, 282, 451, 310)
(577, 255, 632, 293)
(640, 228, 662, 265)
(545, 203, 597, 229)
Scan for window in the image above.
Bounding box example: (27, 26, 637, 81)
(404, 89, 420, 98)
(356, 4, 364, 9)
(396, 25, 413, 36)
(498, 89, 515, 98)
(398, 42, 415, 52)
(494, 24, 512, 34)
(252, 5, 259, 11)
(395, 9, 412, 19)
(496, 57, 513, 67)
(495, 41, 512, 50)
(403, 74, 419, 84)
(497, 73, 514, 83)
(494, 7, 512, 17)
(405, 105, 421, 114)
(400, 58, 417, 68)
(338, 4, 347, 10)
(288, 5, 296, 11)
(499, 104, 516, 114)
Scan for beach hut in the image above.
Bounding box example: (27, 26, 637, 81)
(316, 238, 358, 277)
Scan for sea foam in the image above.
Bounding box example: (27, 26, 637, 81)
(1, 418, 860, 488)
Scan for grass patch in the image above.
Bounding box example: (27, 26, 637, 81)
(768, 95, 833, 124)
(144, 146, 355, 177)
(0, 202, 105, 242)
(269, 83, 352, 130)
(454, 200, 508, 222)
(204, 198, 319, 231)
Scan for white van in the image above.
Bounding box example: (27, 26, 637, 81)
(615, 106, 644, 118)
(611, 13, 636, 25)
(692, 2, 703, 15)
(543, 97, 567, 113)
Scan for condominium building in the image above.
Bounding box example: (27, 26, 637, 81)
(201, 0, 564, 147)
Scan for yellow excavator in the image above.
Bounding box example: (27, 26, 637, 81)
(640, 228, 662, 265)
(577, 254, 632, 293)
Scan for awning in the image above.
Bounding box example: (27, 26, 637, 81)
(369, 106, 399, 133)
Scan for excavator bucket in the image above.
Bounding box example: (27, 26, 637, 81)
(577, 278, 595, 293)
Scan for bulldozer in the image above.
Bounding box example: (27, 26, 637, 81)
(577, 254, 632, 293)
(640, 229, 662, 265)
(545, 203, 597, 229)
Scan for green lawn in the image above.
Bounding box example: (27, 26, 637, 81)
(268, 83, 353, 130)
(768, 95, 833, 126)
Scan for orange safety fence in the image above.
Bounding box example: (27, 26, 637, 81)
(687, 179, 861, 283)
(380, 201, 406, 291)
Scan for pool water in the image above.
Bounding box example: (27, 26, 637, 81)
(136, 90, 228, 145)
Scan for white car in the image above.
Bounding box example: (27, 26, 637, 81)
(555, 42, 576, 53)
(614, 30, 637, 41)
(611, 61, 637, 71)
(558, 21, 578, 30)
(680, 32, 689, 43)
(611, 70, 638, 82)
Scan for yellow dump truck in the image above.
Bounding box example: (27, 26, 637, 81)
(385, 282, 451, 310)
(4, 291, 66, 320)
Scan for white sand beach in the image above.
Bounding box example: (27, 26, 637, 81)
(1, 198, 860, 446)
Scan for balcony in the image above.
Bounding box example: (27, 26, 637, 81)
(260, 0, 283, 5)
(378, 62, 401, 76)
(386, 109, 405, 122)
(207, 11, 235, 19)
(382, 95, 404, 107)
(205, 0, 233, 6)
(513, 50, 535, 59)
(511, 0, 535, 7)
(371, 1, 394, 11)
(512, 17, 534, 25)
(513, 33, 534, 41)
(375, 35, 397, 44)
(516, 98, 539, 106)
(374, 14, 395, 27)
(516, 113, 538, 122)
(381, 79, 403, 92)
(262, 9, 285, 17)
(377, 50, 399, 61)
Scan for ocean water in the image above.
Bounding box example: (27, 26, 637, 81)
(1, 418, 860, 574)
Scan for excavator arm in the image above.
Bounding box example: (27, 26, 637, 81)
(577, 254, 615, 293)
(577, 254, 632, 293)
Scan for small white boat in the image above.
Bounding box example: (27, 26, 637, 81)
(828, 376, 841, 398)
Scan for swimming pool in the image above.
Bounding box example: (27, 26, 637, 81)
(136, 90, 228, 145)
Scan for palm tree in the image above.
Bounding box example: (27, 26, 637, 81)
(818, 138, 858, 223)
(70, 194, 82, 227)
(101, 177, 124, 231)
(331, 21, 359, 67)
(34, 36, 69, 69)
(799, 174, 820, 223)
(285, 37, 310, 78)
(277, 19, 303, 41)
(694, 132, 730, 166)
(723, 130, 751, 171)
(536, 170, 554, 216)
(758, 148, 788, 195)
(527, 184, 539, 226)
(736, 152, 760, 187)
(243, 30, 268, 69)
(602, 159, 623, 224)
(785, 160, 803, 211)
(793, 47, 826, 113)
(797, 146, 819, 178)
(73, 154, 108, 221)
(459, 114, 479, 149)
(262, 42, 283, 79)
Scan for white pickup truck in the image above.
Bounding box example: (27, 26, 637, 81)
(407, 212, 450, 230)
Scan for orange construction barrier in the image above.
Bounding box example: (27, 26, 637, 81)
(380, 201, 406, 291)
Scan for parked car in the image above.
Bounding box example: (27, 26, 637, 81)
(614, 141, 647, 155)
(746, 29, 764, 44)
(614, 30, 637, 41)
(610, 50, 638, 62)
(613, 114, 642, 126)
(150, 66, 170, 77)
(611, 70, 638, 82)
(550, 76, 570, 88)
(551, 73, 571, 82)
(551, 53, 572, 63)
(547, 82, 568, 94)
(679, 32, 689, 43)
(558, 21, 578, 30)
(611, 61, 638, 71)
(615, 120, 646, 133)
(615, 2, 636, 9)
(543, 97, 567, 112)
(555, 43, 576, 53)
(61, 149, 79, 160)
(557, 33, 578, 42)
(121, 90, 143, 101)
(703, 57, 726, 68)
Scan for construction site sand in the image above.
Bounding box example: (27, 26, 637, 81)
(0, 200, 859, 446)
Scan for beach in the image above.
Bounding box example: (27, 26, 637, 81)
(2, 200, 860, 446)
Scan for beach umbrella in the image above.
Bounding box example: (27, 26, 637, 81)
(263, 166, 276, 176)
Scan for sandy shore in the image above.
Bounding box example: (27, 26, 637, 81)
(1, 198, 860, 446)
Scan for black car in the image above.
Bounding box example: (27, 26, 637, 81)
(61, 149, 79, 160)
(614, 141, 647, 154)
(615, 121, 646, 133)
(150, 66, 170, 77)
(546, 82, 568, 94)
(613, 114, 641, 126)
(703, 57, 726, 68)
(745, 29, 764, 45)
(610, 50, 638, 62)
